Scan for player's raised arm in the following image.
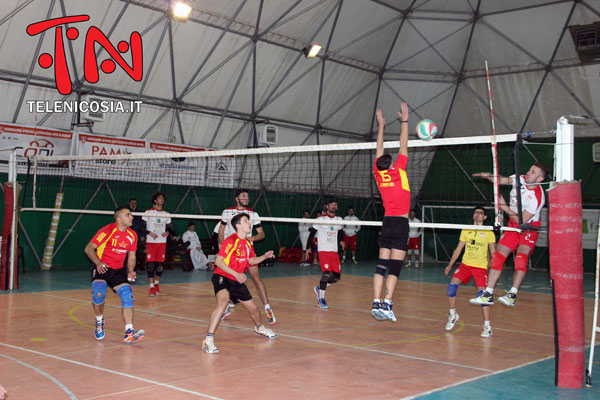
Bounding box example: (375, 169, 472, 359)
(375, 109, 385, 159)
(398, 102, 409, 158)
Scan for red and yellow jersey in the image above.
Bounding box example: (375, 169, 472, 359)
(215, 234, 256, 281)
(373, 155, 411, 216)
(91, 223, 138, 269)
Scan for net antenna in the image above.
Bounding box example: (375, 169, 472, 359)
(485, 60, 501, 227)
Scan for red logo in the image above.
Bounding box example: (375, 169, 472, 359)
(26, 15, 143, 95)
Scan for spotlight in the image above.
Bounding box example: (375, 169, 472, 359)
(172, 2, 192, 21)
(302, 44, 322, 58)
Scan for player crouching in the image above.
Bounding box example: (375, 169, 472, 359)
(203, 213, 276, 353)
(85, 207, 144, 343)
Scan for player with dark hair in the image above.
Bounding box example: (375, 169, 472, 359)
(218, 189, 275, 324)
(371, 103, 410, 322)
(305, 198, 345, 308)
(470, 162, 548, 307)
(444, 206, 496, 337)
(142, 191, 172, 296)
(203, 213, 276, 353)
(85, 206, 144, 343)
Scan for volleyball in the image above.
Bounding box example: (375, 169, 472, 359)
(416, 119, 438, 141)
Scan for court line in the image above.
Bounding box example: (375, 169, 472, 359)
(0, 342, 223, 399)
(0, 352, 78, 399)
(36, 290, 553, 366)
(403, 355, 555, 399)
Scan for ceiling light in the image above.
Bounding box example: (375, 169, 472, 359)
(302, 44, 322, 58)
(172, 2, 192, 21)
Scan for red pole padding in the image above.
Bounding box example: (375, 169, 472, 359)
(1, 183, 17, 290)
(549, 181, 584, 388)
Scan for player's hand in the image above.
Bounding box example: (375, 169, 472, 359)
(376, 109, 385, 126)
(96, 263, 108, 274)
(128, 271, 136, 283)
(444, 264, 452, 276)
(340, 242, 345, 251)
(0, 384, 7, 400)
(473, 172, 491, 180)
(161, 232, 169, 237)
(305, 249, 312, 257)
(398, 102, 408, 122)
(263, 250, 274, 259)
(235, 272, 247, 283)
(149, 232, 158, 239)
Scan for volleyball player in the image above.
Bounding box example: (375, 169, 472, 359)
(470, 162, 548, 307)
(444, 206, 496, 337)
(342, 207, 360, 264)
(84, 207, 144, 343)
(203, 213, 276, 353)
(143, 192, 171, 297)
(407, 209, 422, 268)
(305, 199, 345, 308)
(218, 189, 275, 324)
(371, 103, 410, 322)
(298, 209, 312, 266)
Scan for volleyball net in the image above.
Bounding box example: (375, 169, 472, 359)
(20, 134, 524, 233)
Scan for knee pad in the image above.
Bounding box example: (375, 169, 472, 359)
(515, 253, 529, 272)
(447, 283, 458, 298)
(92, 280, 107, 305)
(117, 285, 134, 308)
(388, 259, 403, 277)
(146, 262, 155, 278)
(375, 258, 389, 276)
(155, 262, 164, 276)
(490, 252, 507, 271)
(331, 272, 341, 283)
(320, 271, 332, 290)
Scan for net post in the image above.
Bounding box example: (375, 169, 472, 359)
(554, 116, 574, 183)
(1, 150, 20, 290)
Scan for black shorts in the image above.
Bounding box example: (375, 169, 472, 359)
(211, 273, 252, 303)
(91, 264, 128, 290)
(379, 216, 409, 251)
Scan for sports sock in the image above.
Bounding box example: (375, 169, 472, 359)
(384, 299, 392, 305)
(449, 308, 456, 316)
(125, 324, 133, 331)
(373, 298, 381, 304)
(319, 289, 326, 298)
(264, 303, 271, 310)
(96, 315, 103, 322)
(484, 320, 491, 328)
(509, 287, 518, 295)
(206, 333, 214, 341)
(485, 287, 494, 294)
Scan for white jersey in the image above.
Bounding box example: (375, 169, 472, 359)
(221, 207, 261, 239)
(409, 217, 422, 238)
(343, 215, 360, 236)
(142, 208, 171, 244)
(298, 218, 311, 234)
(182, 230, 201, 250)
(510, 174, 545, 223)
(313, 215, 343, 252)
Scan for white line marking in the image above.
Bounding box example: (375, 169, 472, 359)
(0, 342, 222, 399)
(402, 355, 555, 399)
(0, 352, 78, 399)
